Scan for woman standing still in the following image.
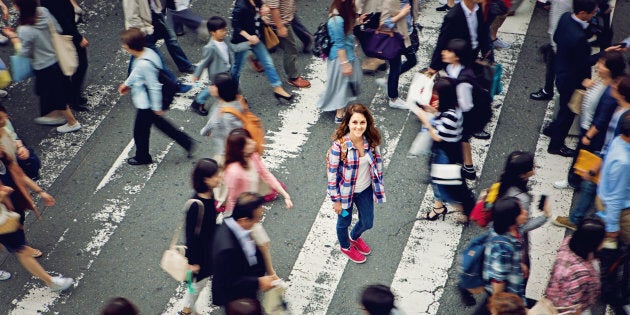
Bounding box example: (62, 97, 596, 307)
(3, 0, 81, 133)
(180, 158, 221, 315)
(415, 77, 475, 221)
(317, 0, 362, 123)
(376, 0, 419, 110)
(327, 104, 385, 264)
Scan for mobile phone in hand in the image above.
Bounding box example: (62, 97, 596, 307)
(615, 42, 628, 48)
(538, 195, 547, 211)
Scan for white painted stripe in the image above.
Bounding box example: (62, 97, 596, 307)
(95, 139, 135, 192)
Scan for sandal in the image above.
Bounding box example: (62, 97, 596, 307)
(178, 308, 192, 315)
(426, 205, 448, 221)
(32, 248, 43, 258)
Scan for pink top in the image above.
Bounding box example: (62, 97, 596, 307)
(223, 152, 281, 213)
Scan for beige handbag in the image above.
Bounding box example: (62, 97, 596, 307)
(527, 297, 580, 315)
(160, 199, 204, 282)
(47, 20, 78, 76)
(568, 89, 585, 115)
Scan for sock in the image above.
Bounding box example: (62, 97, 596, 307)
(464, 165, 474, 171)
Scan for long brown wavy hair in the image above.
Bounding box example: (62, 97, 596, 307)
(224, 128, 252, 170)
(332, 104, 381, 149)
(329, 0, 356, 35)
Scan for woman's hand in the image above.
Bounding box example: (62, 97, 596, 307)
(247, 35, 260, 45)
(582, 78, 594, 88)
(80, 36, 89, 48)
(581, 135, 591, 146)
(118, 84, 130, 95)
(2, 27, 16, 40)
(400, 4, 411, 16)
(39, 191, 56, 207)
(333, 202, 342, 215)
(16, 146, 29, 160)
(341, 62, 352, 76)
(284, 196, 293, 209)
(189, 264, 200, 274)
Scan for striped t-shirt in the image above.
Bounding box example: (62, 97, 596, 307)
(434, 108, 463, 142)
(261, 0, 296, 25)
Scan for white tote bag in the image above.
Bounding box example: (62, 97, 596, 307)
(47, 20, 78, 76)
(408, 127, 433, 157)
(406, 72, 436, 110)
(160, 199, 204, 282)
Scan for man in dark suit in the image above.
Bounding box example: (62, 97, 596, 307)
(546, 0, 599, 157)
(212, 192, 278, 307)
(428, 0, 493, 73)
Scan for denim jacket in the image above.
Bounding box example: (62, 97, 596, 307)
(124, 49, 163, 111)
(327, 15, 356, 61)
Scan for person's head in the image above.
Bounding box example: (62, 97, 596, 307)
(333, 104, 381, 149)
(329, 0, 357, 34)
(191, 158, 221, 193)
(492, 196, 527, 235)
(569, 218, 606, 260)
(207, 16, 228, 41)
(225, 298, 263, 315)
(14, 0, 38, 25)
(231, 192, 265, 230)
(487, 292, 526, 315)
(225, 128, 256, 169)
(597, 51, 626, 81)
(211, 72, 238, 102)
(612, 74, 630, 105)
(0, 105, 8, 128)
(573, 0, 598, 19)
(100, 297, 140, 315)
(498, 151, 535, 196)
(442, 39, 473, 66)
(359, 285, 395, 315)
(432, 77, 459, 112)
(120, 28, 146, 52)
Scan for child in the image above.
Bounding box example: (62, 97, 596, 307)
(190, 16, 249, 116)
(359, 285, 404, 315)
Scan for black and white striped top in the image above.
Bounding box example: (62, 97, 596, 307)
(434, 108, 463, 142)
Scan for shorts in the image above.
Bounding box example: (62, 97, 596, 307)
(0, 229, 26, 253)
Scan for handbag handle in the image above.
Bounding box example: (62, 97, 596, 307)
(168, 199, 205, 248)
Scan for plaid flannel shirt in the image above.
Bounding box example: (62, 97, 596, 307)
(327, 135, 385, 210)
(482, 230, 525, 301)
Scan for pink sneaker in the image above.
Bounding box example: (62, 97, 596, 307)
(349, 236, 371, 255)
(340, 246, 366, 263)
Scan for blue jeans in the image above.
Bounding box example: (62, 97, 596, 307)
(336, 186, 374, 249)
(148, 12, 194, 72)
(232, 42, 282, 87)
(569, 180, 598, 225)
(194, 88, 211, 105)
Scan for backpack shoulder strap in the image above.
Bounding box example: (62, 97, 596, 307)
(220, 106, 246, 121)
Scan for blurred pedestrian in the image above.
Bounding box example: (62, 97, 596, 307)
(100, 297, 140, 315)
(327, 104, 385, 264)
(487, 292, 525, 315)
(0, 105, 41, 180)
(226, 298, 264, 315)
(165, 0, 207, 37)
(359, 284, 404, 315)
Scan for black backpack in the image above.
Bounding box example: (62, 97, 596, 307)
(459, 68, 492, 134)
(312, 17, 333, 59)
(140, 58, 178, 110)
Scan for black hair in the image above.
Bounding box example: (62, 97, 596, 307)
(360, 284, 395, 315)
(573, 0, 597, 14)
(492, 196, 522, 235)
(207, 16, 228, 33)
(569, 219, 605, 260)
(232, 192, 265, 220)
(100, 297, 140, 315)
(0, 105, 6, 113)
(15, 0, 37, 25)
(498, 151, 534, 197)
(191, 158, 219, 194)
(225, 298, 263, 315)
(433, 77, 459, 112)
(616, 74, 630, 103)
(620, 110, 630, 137)
(213, 72, 238, 102)
(120, 28, 146, 51)
(445, 38, 473, 66)
(601, 51, 626, 79)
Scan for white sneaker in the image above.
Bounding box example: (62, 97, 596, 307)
(0, 34, 8, 45)
(493, 38, 510, 49)
(375, 77, 388, 90)
(57, 122, 81, 133)
(49, 276, 73, 292)
(389, 98, 408, 110)
(552, 180, 571, 189)
(0, 90, 7, 98)
(0, 270, 11, 281)
(34, 116, 67, 125)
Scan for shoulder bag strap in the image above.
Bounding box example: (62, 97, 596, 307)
(183, 199, 205, 236)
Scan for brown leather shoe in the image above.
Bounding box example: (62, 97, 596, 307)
(248, 55, 264, 73)
(287, 77, 311, 88)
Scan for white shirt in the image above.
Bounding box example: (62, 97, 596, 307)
(355, 154, 372, 193)
(461, 2, 479, 50)
(214, 40, 231, 68)
(571, 13, 590, 30)
(224, 217, 258, 266)
(174, 0, 191, 11)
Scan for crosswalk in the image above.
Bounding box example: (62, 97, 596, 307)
(0, 0, 607, 313)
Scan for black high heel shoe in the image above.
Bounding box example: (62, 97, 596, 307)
(426, 205, 448, 221)
(274, 92, 294, 103)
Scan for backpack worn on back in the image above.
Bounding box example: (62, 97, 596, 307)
(459, 68, 492, 134)
(312, 17, 334, 59)
(220, 97, 265, 154)
(140, 58, 178, 111)
(470, 182, 501, 228)
(459, 233, 512, 293)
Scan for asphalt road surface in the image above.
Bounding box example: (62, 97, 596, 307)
(0, 0, 629, 314)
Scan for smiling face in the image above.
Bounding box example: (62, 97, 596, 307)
(348, 112, 367, 139)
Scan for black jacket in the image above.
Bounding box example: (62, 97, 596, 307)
(429, 3, 492, 71)
(40, 0, 82, 45)
(554, 13, 600, 94)
(211, 221, 266, 306)
(184, 196, 217, 281)
(231, 0, 263, 44)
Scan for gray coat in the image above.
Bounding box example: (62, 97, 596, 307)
(17, 7, 62, 70)
(199, 100, 243, 155)
(193, 39, 250, 83)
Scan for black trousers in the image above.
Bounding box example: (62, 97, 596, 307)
(548, 87, 575, 150)
(543, 46, 556, 93)
(69, 43, 88, 106)
(133, 109, 192, 162)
